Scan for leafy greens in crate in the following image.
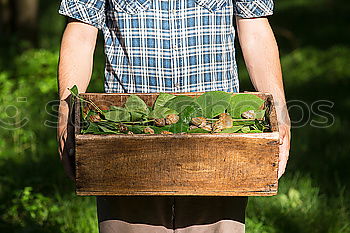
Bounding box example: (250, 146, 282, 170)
(69, 85, 271, 135)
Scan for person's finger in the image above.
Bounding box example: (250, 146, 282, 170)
(278, 135, 290, 179)
(278, 152, 287, 178)
(278, 124, 287, 145)
(58, 138, 64, 156)
(278, 158, 286, 179)
(61, 148, 75, 180)
(61, 135, 75, 180)
(57, 123, 76, 179)
(58, 130, 67, 160)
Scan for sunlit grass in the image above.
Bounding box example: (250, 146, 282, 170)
(247, 174, 350, 233)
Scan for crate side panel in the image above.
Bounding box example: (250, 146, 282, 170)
(75, 135, 278, 196)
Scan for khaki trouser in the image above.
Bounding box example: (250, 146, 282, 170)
(97, 196, 247, 233)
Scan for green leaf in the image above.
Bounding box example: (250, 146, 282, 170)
(195, 91, 231, 118)
(149, 126, 165, 134)
(164, 109, 178, 116)
(233, 120, 256, 126)
(98, 125, 119, 134)
(153, 93, 176, 109)
(104, 108, 130, 122)
(220, 126, 243, 133)
(164, 96, 202, 115)
(69, 85, 79, 116)
(241, 126, 251, 133)
(187, 128, 209, 133)
(98, 121, 119, 130)
(69, 85, 78, 97)
(255, 120, 268, 131)
(227, 94, 265, 118)
(149, 106, 178, 119)
(255, 109, 266, 120)
(127, 125, 145, 134)
(83, 109, 94, 121)
(248, 129, 263, 133)
(129, 111, 145, 121)
(82, 122, 100, 134)
(150, 93, 188, 127)
(124, 94, 150, 121)
(179, 105, 203, 124)
(159, 122, 189, 133)
(110, 106, 123, 111)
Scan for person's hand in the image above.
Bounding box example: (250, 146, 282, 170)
(57, 100, 75, 180)
(276, 106, 291, 179)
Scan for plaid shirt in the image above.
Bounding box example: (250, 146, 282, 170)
(59, 0, 273, 93)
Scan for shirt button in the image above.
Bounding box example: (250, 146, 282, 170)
(175, 83, 180, 88)
(171, 9, 176, 15)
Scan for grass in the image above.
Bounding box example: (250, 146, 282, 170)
(0, 0, 349, 232)
(246, 175, 350, 233)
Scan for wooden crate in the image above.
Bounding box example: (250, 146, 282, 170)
(74, 92, 279, 196)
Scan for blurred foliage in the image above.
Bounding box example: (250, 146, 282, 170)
(0, 49, 98, 232)
(0, 0, 349, 232)
(3, 187, 59, 227)
(247, 175, 350, 233)
(281, 46, 350, 85)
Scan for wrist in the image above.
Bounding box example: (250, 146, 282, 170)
(58, 101, 70, 121)
(275, 105, 290, 128)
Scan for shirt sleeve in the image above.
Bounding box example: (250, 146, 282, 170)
(234, 0, 274, 18)
(58, 0, 106, 30)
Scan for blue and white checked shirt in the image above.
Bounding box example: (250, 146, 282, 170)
(59, 0, 274, 93)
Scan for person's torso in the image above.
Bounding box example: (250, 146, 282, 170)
(101, 0, 239, 93)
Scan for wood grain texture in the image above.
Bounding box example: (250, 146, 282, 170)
(74, 92, 279, 196)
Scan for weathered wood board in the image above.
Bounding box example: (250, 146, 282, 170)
(74, 92, 279, 196)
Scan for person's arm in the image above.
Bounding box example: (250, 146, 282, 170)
(236, 16, 291, 179)
(57, 18, 98, 179)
